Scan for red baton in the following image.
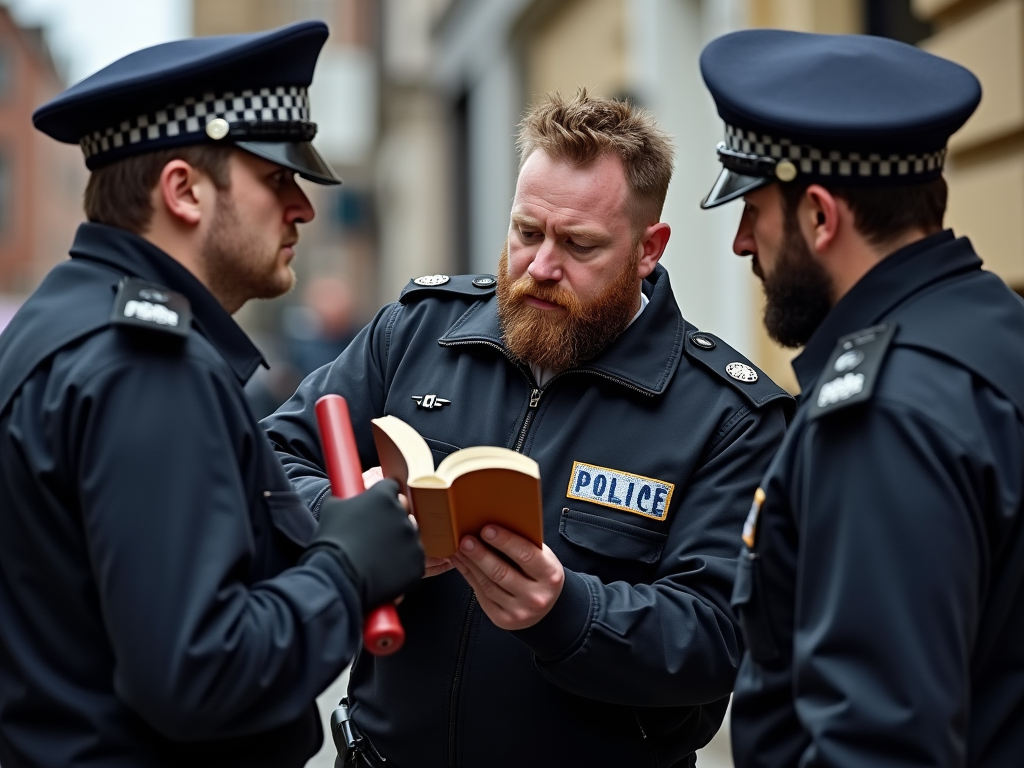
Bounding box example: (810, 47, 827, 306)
(315, 394, 405, 655)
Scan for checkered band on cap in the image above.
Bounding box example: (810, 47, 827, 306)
(724, 124, 947, 179)
(79, 85, 311, 160)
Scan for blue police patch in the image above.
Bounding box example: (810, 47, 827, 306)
(566, 462, 674, 521)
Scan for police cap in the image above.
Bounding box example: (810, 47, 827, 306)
(33, 21, 341, 185)
(699, 29, 981, 208)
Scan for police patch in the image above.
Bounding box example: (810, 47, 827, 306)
(111, 278, 191, 338)
(566, 462, 674, 520)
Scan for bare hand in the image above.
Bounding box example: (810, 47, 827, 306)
(452, 525, 564, 630)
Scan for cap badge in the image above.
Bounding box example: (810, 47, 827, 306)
(472, 276, 496, 288)
(413, 274, 450, 287)
(206, 117, 230, 140)
(412, 394, 450, 410)
(774, 160, 797, 182)
(726, 362, 759, 383)
(690, 333, 716, 350)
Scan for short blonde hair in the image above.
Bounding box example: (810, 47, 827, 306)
(517, 88, 675, 228)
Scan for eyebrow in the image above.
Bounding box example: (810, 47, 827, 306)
(510, 212, 608, 243)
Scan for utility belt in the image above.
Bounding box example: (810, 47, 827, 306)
(331, 698, 387, 768)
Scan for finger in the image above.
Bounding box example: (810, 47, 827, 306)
(362, 466, 385, 487)
(477, 526, 554, 581)
(458, 536, 526, 594)
(424, 561, 455, 578)
(399, 493, 410, 513)
(423, 556, 453, 578)
(452, 551, 515, 603)
(452, 556, 512, 618)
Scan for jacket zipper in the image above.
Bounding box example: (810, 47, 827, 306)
(446, 592, 476, 768)
(446, 372, 539, 768)
(439, 338, 652, 767)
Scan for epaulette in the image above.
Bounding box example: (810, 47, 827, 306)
(684, 330, 795, 416)
(399, 274, 497, 304)
(110, 277, 191, 338)
(808, 322, 896, 419)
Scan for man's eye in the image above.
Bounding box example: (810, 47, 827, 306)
(567, 239, 594, 254)
(519, 229, 540, 240)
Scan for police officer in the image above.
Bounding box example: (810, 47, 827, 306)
(699, 30, 1024, 767)
(264, 90, 793, 768)
(0, 22, 423, 768)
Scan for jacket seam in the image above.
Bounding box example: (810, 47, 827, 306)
(706, 405, 753, 454)
(311, 483, 332, 520)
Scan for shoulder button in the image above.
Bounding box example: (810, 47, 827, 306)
(472, 276, 497, 288)
(689, 333, 716, 350)
(413, 274, 450, 287)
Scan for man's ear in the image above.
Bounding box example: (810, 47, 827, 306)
(154, 160, 207, 227)
(637, 222, 671, 280)
(803, 184, 840, 254)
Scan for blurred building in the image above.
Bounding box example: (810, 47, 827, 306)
(375, 0, 1018, 397)
(0, 3, 84, 328)
(192, 0, 380, 329)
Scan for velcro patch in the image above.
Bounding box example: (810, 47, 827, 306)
(566, 461, 674, 520)
(111, 278, 191, 337)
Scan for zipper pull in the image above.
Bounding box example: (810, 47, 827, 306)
(529, 388, 541, 408)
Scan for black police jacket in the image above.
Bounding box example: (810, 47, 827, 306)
(263, 265, 793, 768)
(0, 224, 363, 768)
(730, 231, 1024, 767)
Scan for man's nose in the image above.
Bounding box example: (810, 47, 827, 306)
(527, 239, 563, 283)
(286, 183, 316, 225)
(733, 209, 756, 257)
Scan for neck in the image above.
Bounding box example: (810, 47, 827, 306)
(828, 227, 933, 305)
(141, 218, 238, 313)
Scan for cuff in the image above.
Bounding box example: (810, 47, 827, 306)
(511, 568, 594, 662)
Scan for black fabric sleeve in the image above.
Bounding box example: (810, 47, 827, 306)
(75, 353, 362, 741)
(263, 303, 399, 515)
(513, 403, 788, 707)
(790, 403, 981, 768)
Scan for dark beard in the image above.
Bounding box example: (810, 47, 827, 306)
(761, 211, 833, 348)
(496, 243, 640, 371)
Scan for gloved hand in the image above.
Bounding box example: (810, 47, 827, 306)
(302, 479, 424, 611)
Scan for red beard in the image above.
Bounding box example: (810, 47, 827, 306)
(496, 243, 641, 371)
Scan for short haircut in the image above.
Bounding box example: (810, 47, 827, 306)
(83, 145, 234, 234)
(779, 176, 947, 248)
(517, 88, 675, 229)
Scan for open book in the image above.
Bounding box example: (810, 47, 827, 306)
(371, 415, 543, 558)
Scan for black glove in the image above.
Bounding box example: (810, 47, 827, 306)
(302, 479, 424, 611)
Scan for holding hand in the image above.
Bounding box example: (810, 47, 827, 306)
(302, 479, 424, 611)
(362, 466, 454, 579)
(453, 525, 564, 630)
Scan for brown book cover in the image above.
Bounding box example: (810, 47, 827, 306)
(370, 416, 543, 558)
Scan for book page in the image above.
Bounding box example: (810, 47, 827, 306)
(371, 416, 435, 495)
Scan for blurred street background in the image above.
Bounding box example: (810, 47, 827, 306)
(1, 0, 1021, 765)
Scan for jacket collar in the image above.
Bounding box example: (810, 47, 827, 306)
(439, 264, 685, 395)
(69, 222, 266, 385)
(792, 229, 982, 395)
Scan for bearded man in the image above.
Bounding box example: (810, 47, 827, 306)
(264, 90, 792, 768)
(0, 23, 424, 768)
(699, 30, 1024, 768)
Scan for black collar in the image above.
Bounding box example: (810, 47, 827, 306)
(438, 264, 685, 395)
(792, 229, 982, 395)
(69, 222, 267, 385)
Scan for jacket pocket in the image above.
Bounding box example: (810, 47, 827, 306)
(731, 549, 780, 663)
(262, 490, 317, 548)
(559, 508, 667, 563)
